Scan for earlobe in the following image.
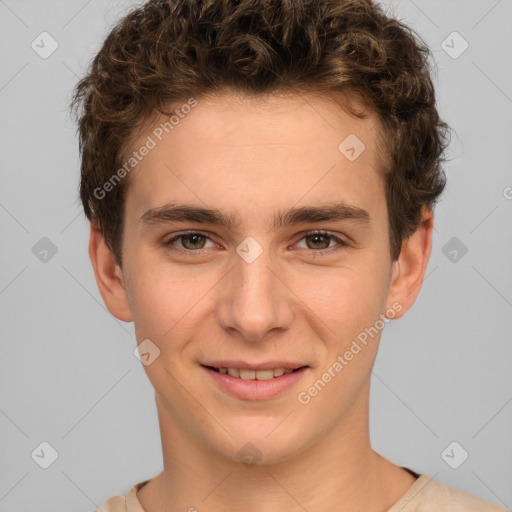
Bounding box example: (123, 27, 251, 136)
(88, 223, 133, 322)
(385, 207, 434, 319)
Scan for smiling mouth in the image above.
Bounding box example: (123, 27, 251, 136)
(203, 365, 306, 381)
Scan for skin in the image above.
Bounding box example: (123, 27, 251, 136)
(89, 90, 433, 511)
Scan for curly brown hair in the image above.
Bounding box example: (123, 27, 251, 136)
(71, 0, 451, 267)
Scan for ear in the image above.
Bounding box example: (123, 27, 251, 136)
(385, 207, 434, 319)
(88, 223, 132, 322)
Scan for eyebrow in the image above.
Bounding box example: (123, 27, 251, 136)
(139, 201, 371, 231)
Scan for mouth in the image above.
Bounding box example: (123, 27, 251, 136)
(203, 365, 306, 380)
(201, 363, 309, 400)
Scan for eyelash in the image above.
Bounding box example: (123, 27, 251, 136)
(162, 229, 349, 256)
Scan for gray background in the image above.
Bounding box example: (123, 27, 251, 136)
(1, 0, 511, 510)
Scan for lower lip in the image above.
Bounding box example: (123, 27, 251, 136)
(203, 366, 309, 401)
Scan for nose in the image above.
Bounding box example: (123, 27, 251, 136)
(215, 241, 294, 343)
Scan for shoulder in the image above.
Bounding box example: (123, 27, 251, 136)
(92, 479, 150, 512)
(92, 495, 126, 512)
(391, 474, 508, 512)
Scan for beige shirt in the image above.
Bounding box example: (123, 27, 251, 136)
(95, 470, 507, 512)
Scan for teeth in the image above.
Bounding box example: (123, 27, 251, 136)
(227, 367, 240, 378)
(216, 367, 299, 380)
(239, 369, 256, 380)
(255, 370, 274, 380)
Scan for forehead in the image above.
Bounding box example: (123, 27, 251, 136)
(123, 90, 388, 231)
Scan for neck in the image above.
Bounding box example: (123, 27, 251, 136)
(137, 386, 416, 512)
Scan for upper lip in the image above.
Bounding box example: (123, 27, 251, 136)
(202, 361, 308, 371)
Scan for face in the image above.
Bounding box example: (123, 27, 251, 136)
(93, 90, 429, 465)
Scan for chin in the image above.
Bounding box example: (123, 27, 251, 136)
(207, 416, 311, 467)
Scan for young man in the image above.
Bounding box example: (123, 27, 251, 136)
(71, 0, 506, 510)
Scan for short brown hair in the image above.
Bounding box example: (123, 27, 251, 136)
(71, 0, 451, 266)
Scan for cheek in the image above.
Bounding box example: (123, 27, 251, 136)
(124, 233, 391, 343)
(125, 255, 218, 341)
(292, 262, 388, 338)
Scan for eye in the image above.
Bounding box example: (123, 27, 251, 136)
(163, 231, 216, 253)
(162, 229, 349, 256)
(295, 230, 349, 253)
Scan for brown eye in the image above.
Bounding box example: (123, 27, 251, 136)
(179, 233, 207, 249)
(295, 230, 349, 253)
(305, 233, 331, 250)
(164, 231, 215, 252)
